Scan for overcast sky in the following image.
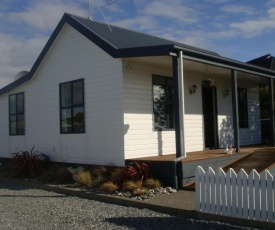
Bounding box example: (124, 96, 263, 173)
(1, 0, 275, 87)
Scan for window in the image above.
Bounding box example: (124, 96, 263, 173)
(153, 75, 174, 130)
(9, 92, 25, 135)
(60, 79, 85, 133)
(238, 87, 248, 128)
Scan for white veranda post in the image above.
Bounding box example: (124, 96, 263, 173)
(178, 51, 186, 158)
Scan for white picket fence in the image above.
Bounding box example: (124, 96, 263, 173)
(195, 166, 274, 223)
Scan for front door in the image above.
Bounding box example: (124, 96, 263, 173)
(202, 86, 218, 149)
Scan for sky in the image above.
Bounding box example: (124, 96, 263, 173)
(1, 0, 275, 87)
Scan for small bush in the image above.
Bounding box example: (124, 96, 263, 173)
(110, 168, 123, 183)
(74, 170, 92, 187)
(5, 146, 49, 178)
(112, 162, 150, 186)
(132, 188, 148, 196)
(121, 180, 139, 191)
(143, 178, 161, 189)
(98, 181, 119, 193)
(91, 176, 105, 188)
(91, 166, 107, 178)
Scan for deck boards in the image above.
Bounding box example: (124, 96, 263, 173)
(127, 146, 262, 162)
(126, 146, 275, 188)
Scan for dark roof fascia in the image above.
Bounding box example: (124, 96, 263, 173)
(114, 45, 174, 58)
(173, 45, 275, 78)
(0, 73, 32, 95)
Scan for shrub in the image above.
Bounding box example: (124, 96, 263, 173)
(143, 178, 161, 189)
(90, 166, 109, 187)
(115, 161, 150, 186)
(132, 187, 148, 196)
(110, 168, 123, 183)
(91, 176, 105, 188)
(5, 146, 49, 178)
(98, 181, 119, 193)
(74, 170, 92, 187)
(121, 180, 139, 191)
(91, 166, 107, 178)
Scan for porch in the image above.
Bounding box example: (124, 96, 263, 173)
(125, 146, 274, 188)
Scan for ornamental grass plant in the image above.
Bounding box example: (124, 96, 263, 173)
(5, 146, 49, 178)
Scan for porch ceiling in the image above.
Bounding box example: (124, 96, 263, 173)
(123, 56, 268, 84)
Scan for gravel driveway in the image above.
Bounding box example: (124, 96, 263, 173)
(0, 180, 264, 230)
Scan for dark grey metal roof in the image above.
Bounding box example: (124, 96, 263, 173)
(70, 14, 220, 57)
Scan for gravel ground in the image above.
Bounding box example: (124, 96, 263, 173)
(0, 180, 265, 230)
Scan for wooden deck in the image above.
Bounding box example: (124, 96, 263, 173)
(125, 146, 274, 187)
(126, 146, 265, 163)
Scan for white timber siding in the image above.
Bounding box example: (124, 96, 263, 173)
(239, 87, 261, 146)
(183, 70, 204, 152)
(123, 61, 262, 159)
(123, 61, 175, 159)
(0, 24, 125, 166)
(216, 76, 261, 147)
(123, 60, 205, 159)
(215, 75, 234, 148)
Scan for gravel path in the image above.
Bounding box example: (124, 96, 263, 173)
(0, 180, 264, 230)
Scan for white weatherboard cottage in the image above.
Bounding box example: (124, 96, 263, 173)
(0, 13, 274, 167)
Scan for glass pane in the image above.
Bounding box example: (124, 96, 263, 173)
(17, 94, 24, 114)
(10, 115, 16, 135)
(17, 114, 25, 135)
(167, 79, 174, 101)
(73, 107, 84, 132)
(167, 104, 174, 129)
(61, 109, 72, 133)
(73, 81, 83, 105)
(9, 95, 16, 114)
(153, 85, 167, 130)
(61, 83, 71, 107)
(153, 76, 165, 86)
(167, 79, 174, 129)
(238, 88, 248, 128)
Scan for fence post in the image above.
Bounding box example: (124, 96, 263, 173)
(195, 166, 205, 212)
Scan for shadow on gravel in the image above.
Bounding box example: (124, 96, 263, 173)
(0, 194, 64, 198)
(104, 217, 254, 230)
(0, 182, 29, 191)
(104, 216, 188, 229)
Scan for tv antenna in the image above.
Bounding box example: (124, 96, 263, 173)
(88, 0, 118, 31)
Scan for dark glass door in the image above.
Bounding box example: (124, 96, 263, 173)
(202, 86, 218, 149)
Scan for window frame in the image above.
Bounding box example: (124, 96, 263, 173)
(152, 75, 174, 131)
(9, 92, 25, 136)
(238, 87, 249, 128)
(59, 79, 85, 134)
